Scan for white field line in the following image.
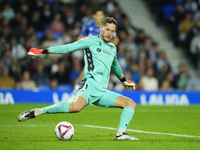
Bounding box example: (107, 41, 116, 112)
(0, 124, 55, 127)
(82, 125, 200, 139)
(1, 124, 200, 138)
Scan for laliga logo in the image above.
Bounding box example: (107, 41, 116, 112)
(0, 92, 15, 104)
(52, 92, 75, 104)
(140, 94, 189, 105)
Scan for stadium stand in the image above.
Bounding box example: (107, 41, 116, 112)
(0, 0, 199, 91)
(146, 0, 200, 74)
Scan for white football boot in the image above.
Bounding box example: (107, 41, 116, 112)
(18, 109, 36, 122)
(115, 132, 139, 140)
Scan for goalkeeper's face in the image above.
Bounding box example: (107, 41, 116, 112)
(100, 23, 116, 43)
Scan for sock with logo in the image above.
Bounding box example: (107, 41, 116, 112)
(117, 107, 135, 135)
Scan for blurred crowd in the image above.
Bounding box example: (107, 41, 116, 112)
(0, 0, 198, 91)
(148, 0, 200, 76)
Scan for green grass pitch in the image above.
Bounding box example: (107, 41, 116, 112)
(0, 104, 200, 150)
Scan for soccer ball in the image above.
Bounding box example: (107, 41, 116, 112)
(55, 121, 74, 140)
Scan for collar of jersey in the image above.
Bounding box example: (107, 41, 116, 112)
(97, 36, 113, 47)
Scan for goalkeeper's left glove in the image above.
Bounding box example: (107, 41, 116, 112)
(120, 76, 136, 90)
(27, 48, 49, 57)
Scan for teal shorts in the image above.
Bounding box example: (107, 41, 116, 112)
(76, 77, 121, 108)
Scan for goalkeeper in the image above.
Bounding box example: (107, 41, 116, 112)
(70, 8, 119, 101)
(18, 17, 139, 141)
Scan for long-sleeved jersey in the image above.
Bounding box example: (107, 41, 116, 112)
(49, 35, 124, 89)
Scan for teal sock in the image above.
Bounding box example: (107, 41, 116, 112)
(118, 107, 135, 129)
(42, 102, 70, 114)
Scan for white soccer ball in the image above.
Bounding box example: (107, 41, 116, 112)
(55, 121, 74, 140)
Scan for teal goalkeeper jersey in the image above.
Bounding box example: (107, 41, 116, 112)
(49, 35, 124, 89)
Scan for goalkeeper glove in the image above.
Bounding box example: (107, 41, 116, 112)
(27, 48, 49, 56)
(120, 76, 136, 90)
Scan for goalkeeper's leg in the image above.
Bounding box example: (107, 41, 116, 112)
(96, 92, 139, 140)
(114, 96, 139, 140)
(17, 97, 86, 122)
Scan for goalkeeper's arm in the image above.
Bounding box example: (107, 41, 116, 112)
(27, 36, 92, 56)
(111, 57, 135, 90)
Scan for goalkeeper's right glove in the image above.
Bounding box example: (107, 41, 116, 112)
(120, 76, 136, 90)
(27, 48, 49, 57)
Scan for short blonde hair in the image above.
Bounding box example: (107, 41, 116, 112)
(101, 17, 118, 27)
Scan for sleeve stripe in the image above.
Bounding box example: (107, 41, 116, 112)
(85, 48, 94, 72)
